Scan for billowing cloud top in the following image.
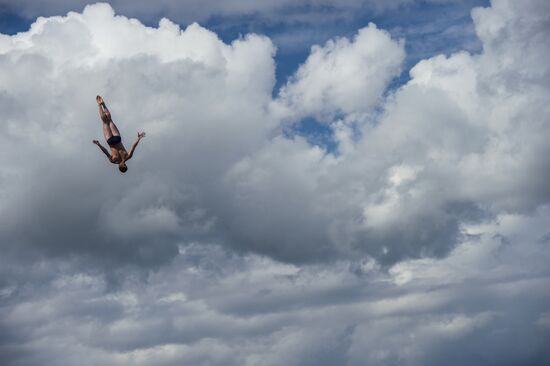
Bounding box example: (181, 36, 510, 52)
(1, 0, 550, 268)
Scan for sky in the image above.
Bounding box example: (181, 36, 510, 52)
(0, 0, 549, 365)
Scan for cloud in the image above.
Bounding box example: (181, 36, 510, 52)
(0, 3, 405, 267)
(0, 3, 278, 267)
(278, 23, 405, 119)
(1, 0, 550, 364)
(1, 206, 549, 365)
(242, 0, 550, 264)
(0, 0, 466, 24)
(1, 0, 550, 270)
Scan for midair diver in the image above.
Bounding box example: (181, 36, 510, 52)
(92, 95, 145, 173)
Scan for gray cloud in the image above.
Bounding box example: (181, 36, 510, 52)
(1, 207, 549, 365)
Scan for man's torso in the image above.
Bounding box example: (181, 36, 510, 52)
(110, 144, 128, 164)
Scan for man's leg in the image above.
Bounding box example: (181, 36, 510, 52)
(97, 95, 111, 122)
(102, 120, 113, 141)
(109, 119, 121, 137)
(97, 96, 113, 141)
(97, 96, 121, 137)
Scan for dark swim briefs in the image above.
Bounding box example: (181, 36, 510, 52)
(107, 136, 121, 146)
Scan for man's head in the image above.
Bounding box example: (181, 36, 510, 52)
(119, 162, 128, 173)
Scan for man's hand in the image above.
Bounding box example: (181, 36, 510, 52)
(138, 132, 146, 140)
(93, 139, 100, 145)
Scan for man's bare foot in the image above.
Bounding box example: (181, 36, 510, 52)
(96, 95, 104, 105)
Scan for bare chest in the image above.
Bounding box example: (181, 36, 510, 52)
(110, 147, 128, 163)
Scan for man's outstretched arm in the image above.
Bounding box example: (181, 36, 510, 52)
(126, 132, 146, 160)
(93, 140, 112, 161)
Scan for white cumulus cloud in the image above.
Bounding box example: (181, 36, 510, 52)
(277, 23, 405, 119)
